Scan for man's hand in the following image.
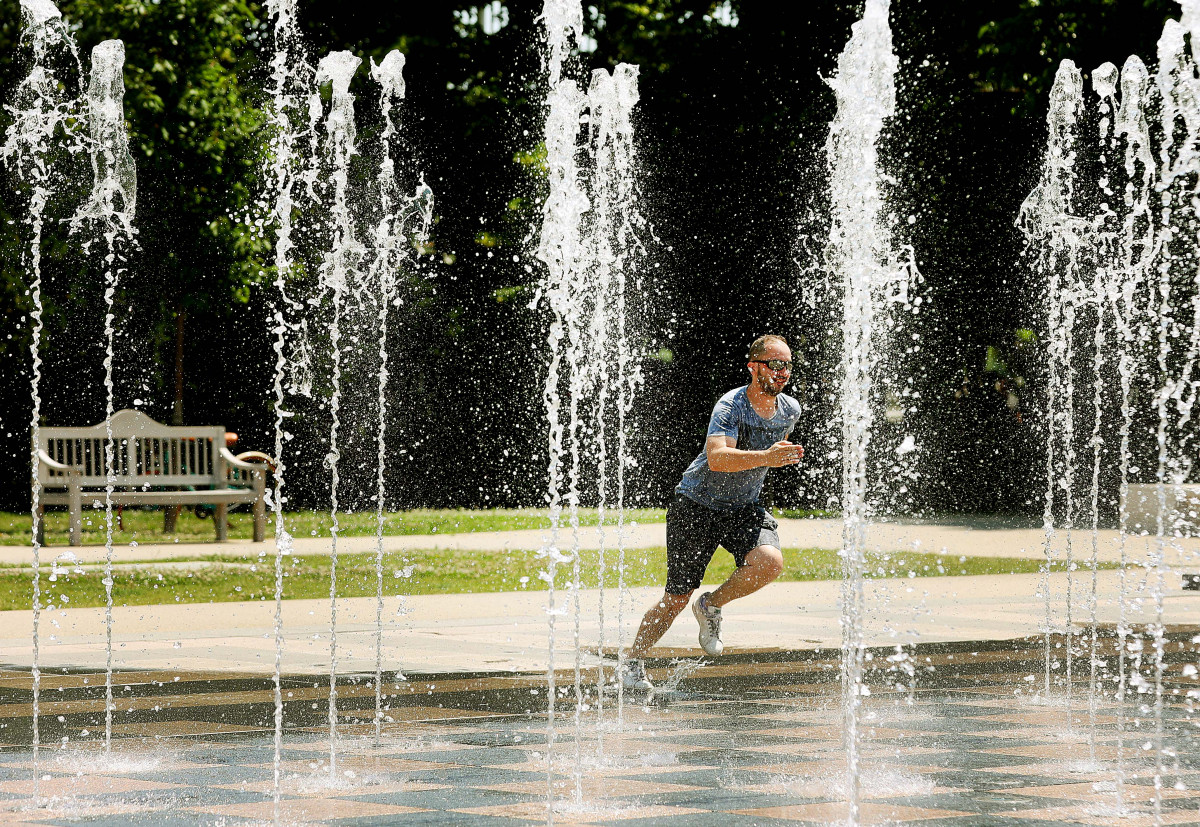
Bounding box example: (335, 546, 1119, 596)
(707, 434, 805, 472)
(763, 441, 804, 468)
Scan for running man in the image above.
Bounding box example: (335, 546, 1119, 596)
(621, 334, 803, 691)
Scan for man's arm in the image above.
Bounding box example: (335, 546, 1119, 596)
(706, 434, 803, 472)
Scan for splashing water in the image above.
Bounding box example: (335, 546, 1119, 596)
(541, 0, 582, 88)
(535, 1, 647, 814)
(262, 0, 313, 814)
(1, 0, 84, 802)
(1021, 4, 1200, 819)
(66, 38, 139, 757)
(312, 48, 365, 779)
(661, 658, 706, 693)
(74, 41, 137, 230)
(821, 0, 902, 821)
(369, 49, 405, 745)
(20, 0, 61, 28)
(771, 767, 935, 800)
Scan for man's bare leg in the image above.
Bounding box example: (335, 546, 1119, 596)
(707, 545, 783, 608)
(629, 592, 692, 658)
(627, 546, 781, 662)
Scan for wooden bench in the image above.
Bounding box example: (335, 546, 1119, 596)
(34, 409, 267, 546)
(1127, 482, 1200, 536)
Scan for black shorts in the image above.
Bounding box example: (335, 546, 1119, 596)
(665, 493, 780, 595)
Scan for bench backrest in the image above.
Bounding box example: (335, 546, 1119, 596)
(36, 409, 227, 488)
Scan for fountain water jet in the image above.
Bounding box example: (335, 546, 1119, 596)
(821, 0, 906, 820)
(258, 6, 432, 800)
(68, 38, 139, 756)
(1020, 60, 1086, 706)
(311, 47, 365, 778)
(1, 0, 85, 800)
(261, 0, 313, 813)
(369, 48, 404, 744)
(365, 49, 433, 741)
(535, 0, 647, 813)
(1022, 3, 1200, 817)
(535, 63, 588, 815)
(583, 63, 645, 729)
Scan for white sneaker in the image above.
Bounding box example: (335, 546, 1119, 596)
(620, 658, 654, 691)
(692, 592, 723, 656)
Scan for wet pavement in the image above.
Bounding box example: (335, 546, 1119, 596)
(2, 631, 1200, 825)
(3, 524, 1200, 823)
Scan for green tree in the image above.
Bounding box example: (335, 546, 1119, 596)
(976, 0, 1177, 112)
(64, 0, 268, 424)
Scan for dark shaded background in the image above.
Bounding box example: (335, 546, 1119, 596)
(0, 0, 1180, 516)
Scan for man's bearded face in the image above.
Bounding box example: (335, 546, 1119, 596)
(750, 345, 792, 397)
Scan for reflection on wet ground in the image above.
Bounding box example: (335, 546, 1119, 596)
(2, 631, 1200, 825)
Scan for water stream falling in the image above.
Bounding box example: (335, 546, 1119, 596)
(312, 49, 365, 777)
(1087, 58, 1120, 761)
(536, 2, 585, 814)
(1111, 52, 1156, 806)
(1022, 60, 1085, 704)
(1, 0, 84, 800)
(369, 48, 405, 743)
(68, 38, 138, 756)
(583, 63, 645, 729)
(261, 0, 312, 813)
(365, 50, 434, 740)
(259, 3, 432, 795)
(1021, 2, 1200, 818)
(821, 0, 902, 820)
(535, 0, 645, 815)
(535, 60, 587, 820)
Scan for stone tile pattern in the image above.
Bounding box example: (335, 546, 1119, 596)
(0, 632, 1199, 825)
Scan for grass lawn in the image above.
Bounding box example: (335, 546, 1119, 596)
(0, 507, 668, 547)
(0, 546, 1100, 611)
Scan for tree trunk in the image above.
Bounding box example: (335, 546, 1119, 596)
(165, 309, 187, 533)
(172, 309, 187, 425)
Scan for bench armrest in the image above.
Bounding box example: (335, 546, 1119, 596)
(220, 447, 269, 491)
(36, 450, 82, 478)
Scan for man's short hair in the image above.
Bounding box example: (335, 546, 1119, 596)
(748, 334, 788, 361)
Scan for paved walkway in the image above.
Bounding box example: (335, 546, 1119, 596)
(3, 521, 1200, 677)
(2, 567, 1197, 676)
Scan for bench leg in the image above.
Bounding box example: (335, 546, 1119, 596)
(215, 503, 228, 542)
(253, 496, 265, 543)
(35, 502, 45, 546)
(163, 505, 180, 534)
(68, 483, 82, 546)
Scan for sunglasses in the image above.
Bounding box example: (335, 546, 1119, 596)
(751, 359, 792, 372)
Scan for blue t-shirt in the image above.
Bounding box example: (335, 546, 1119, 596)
(676, 386, 802, 511)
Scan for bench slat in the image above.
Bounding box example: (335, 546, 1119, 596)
(42, 489, 258, 506)
(43, 476, 257, 489)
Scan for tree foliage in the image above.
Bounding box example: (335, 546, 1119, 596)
(0, 0, 1191, 514)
